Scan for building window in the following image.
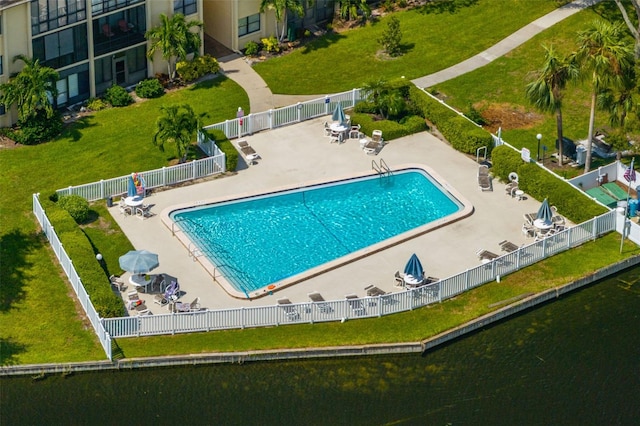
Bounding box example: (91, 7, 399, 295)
(31, 0, 87, 36)
(174, 0, 197, 16)
(0, 55, 3, 76)
(91, 0, 143, 17)
(238, 14, 260, 37)
(32, 24, 88, 69)
(0, 104, 5, 116)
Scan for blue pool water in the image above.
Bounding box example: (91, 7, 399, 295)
(171, 169, 462, 295)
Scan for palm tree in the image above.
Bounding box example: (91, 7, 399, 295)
(145, 13, 203, 80)
(0, 55, 58, 123)
(259, 0, 306, 42)
(597, 67, 637, 129)
(338, 0, 371, 22)
(525, 45, 578, 166)
(573, 20, 634, 173)
(153, 104, 201, 163)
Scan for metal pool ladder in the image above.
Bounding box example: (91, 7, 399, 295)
(372, 158, 393, 179)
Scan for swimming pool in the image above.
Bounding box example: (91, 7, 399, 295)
(165, 167, 471, 299)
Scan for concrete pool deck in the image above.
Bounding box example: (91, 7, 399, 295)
(109, 117, 547, 314)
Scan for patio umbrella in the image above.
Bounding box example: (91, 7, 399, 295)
(127, 175, 137, 197)
(404, 253, 424, 279)
(332, 104, 346, 126)
(119, 250, 159, 275)
(536, 198, 553, 226)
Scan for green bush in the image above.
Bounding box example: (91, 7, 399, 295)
(244, 41, 260, 56)
(261, 36, 280, 53)
(104, 85, 133, 107)
(58, 194, 90, 223)
(135, 78, 165, 99)
(352, 113, 427, 141)
(491, 145, 608, 223)
(12, 110, 63, 145)
(86, 97, 108, 111)
(176, 55, 220, 83)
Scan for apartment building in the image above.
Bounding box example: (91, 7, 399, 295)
(0, 0, 335, 127)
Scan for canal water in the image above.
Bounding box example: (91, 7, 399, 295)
(3, 267, 640, 425)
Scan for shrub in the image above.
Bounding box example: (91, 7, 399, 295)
(135, 78, 165, 99)
(86, 97, 108, 111)
(304, 29, 311, 38)
(13, 110, 63, 145)
(378, 16, 402, 57)
(244, 41, 260, 56)
(261, 36, 280, 53)
(104, 85, 133, 107)
(352, 112, 427, 141)
(58, 194, 90, 223)
(176, 55, 220, 82)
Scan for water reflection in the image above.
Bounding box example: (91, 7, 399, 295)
(3, 268, 640, 425)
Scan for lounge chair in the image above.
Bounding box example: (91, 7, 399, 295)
(154, 280, 178, 306)
(478, 165, 489, 177)
(277, 298, 300, 320)
(498, 240, 519, 253)
(345, 294, 365, 315)
(364, 285, 386, 297)
(238, 140, 260, 165)
(363, 130, 383, 155)
(476, 249, 499, 262)
(478, 175, 492, 191)
(424, 276, 439, 284)
(308, 291, 332, 313)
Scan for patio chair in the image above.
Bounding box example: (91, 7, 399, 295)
(118, 199, 132, 216)
(277, 298, 300, 320)
(478, 165, 489, 177)
(478, 174, 492, 191)
(394, 270, 405, 287)
(505, 181, 518, 197)
(349, 124, 361, 139)
(188, 297, 201, 311)
(308, 291, 332, 313)
(135, 205, 153, 220)
(154, 280, 179, 306)
(109, 274, 125, 292)
(323, 121, 331, 137)
(345, 294, 365, 316)
(522, 222, 536, 238)
(363, 130, 384, 155)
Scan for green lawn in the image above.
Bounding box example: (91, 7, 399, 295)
(254, 0, 560, 94)
(114, 233, 640, 358)
(0, 76, 249, 364)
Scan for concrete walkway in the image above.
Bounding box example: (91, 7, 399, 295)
(217, 0, 601, 112)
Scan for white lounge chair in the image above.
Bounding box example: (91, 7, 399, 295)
(277, 298, 300, 320)
(308, 291, 332, 313)
(345, 294, 365, 316)
(363, 130, 384, 155)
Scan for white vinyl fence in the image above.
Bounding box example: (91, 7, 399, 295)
(55, 133, 225, 202)
(101, 210, 616, 338)
(202, 89, 365, 139)
(32, 193, 113, 360)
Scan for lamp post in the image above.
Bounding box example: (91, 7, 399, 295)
(536, 133, 542, 162)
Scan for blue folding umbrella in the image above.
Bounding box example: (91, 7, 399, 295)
(127, 175, 137, 197)
(332, 104, 346, 126)
(118, 250, 159, 274)
(536, 198, 553, 226)
(404, 253, 424, 279)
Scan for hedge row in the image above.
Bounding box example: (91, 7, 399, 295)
(351, 112, 427, 141)
(203, 129, 237, 171)
(409, 85, 493, 155)
(491, 146, 608, 223)
(41, 199, 125, 318)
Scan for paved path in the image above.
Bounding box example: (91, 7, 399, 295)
(217, 0, 601, 113)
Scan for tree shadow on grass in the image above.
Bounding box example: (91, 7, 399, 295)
(417, 0, 479, 15)
(301, 31, 347, 54)
(0, 230, 42, 313)
(185, 74, 227, 92)
(0, 337, 27, 365)
(62, 115, 98, 143)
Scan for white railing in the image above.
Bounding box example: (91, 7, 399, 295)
(55, 134, 225, 202)
(203, 89, 366, 139)
(101, 210, 616, 338)
(32, 193, 113, 359)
